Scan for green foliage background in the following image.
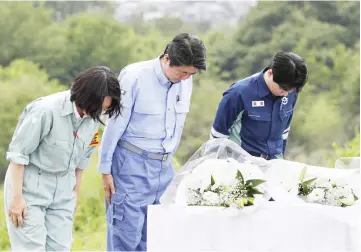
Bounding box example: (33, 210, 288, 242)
(0, 1, 359, 250)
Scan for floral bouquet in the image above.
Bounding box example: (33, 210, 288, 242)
(160, 138, 270, 208)
(265, 159, 360, 208)
(297, 167, 358, 207)
(177, 158, 266, 208)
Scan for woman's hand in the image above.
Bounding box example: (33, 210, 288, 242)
(8, 195, 27, 228)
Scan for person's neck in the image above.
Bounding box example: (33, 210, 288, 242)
(76, 105, 84, 118)
(160, 58, 172, 83)
(263, 71, 272, 90)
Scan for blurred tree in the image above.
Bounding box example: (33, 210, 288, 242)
(332, 132, 360, 158)
(0, 0, 358, 168)
(153, 16, 184, 36)
(127, 12, 151, 35)
(175, 76, 227, 164)
(0, 2, 53, 66)
(0, 3, 139, 84)
(127, 14, 214, 36)
(35, 14, 137, 84)
(214, 1, 359, 81)
(199, 31, 234, 81)
(0, 60, 65, 181)
(130, 30, 170, 62)
(328, 132, 360, 167)
(34, 0, 117, 22)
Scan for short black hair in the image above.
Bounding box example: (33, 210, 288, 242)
(70, 66, 122, 124)
(270, 52, 308, 92)
(161, 33, 207, 71)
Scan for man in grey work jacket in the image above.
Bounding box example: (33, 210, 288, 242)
(4, 67, 122, 251)
(211, 52, 308, 160)
(98, 33, 207, 251)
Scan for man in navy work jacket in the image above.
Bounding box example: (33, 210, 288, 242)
(211, 52, 308, 160)
(98, 33, 207, 251)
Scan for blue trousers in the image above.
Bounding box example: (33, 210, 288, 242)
(106, 145, 174, 251)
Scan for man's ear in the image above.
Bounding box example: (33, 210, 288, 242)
(163, 54, 170, 63)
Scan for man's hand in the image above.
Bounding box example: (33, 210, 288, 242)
(102, 174, 115, 204)
(8, 195, 27, 228)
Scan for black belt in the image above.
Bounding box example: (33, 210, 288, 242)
(248, 151, 271, 160)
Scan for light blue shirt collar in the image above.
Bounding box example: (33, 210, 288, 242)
(154, 57, 171, 87)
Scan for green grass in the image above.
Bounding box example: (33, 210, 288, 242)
(71, 155, 107, 250)
(0, 182, 9, 250)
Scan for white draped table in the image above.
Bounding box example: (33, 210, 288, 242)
(148, 202, 360, 252)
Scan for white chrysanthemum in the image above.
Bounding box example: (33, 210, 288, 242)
(316, 180, 333, 190)
(324, 188, 342, 206)
(187, 189, 201, 205)
(344, 193, 355, 203)
(210, 184, 219, 191)
(189, 159, 239, 191)
(325, 196, 341, 206)
(202, 191, 220, 205)
(306, 188, 325, 202)
(176, 158, 266, 207)
(330, 185, 351, 199)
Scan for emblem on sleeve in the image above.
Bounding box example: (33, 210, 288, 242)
(89, 131, 99, 147)
(281, 97, 288, 105)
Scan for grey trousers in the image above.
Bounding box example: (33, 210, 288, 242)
(4, 164, 76, 251)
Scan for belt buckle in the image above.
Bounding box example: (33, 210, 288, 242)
(162, 153, 170, 161)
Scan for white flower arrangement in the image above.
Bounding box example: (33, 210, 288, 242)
(297, 167, 359, 207)
(176, 158, 266, 208)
